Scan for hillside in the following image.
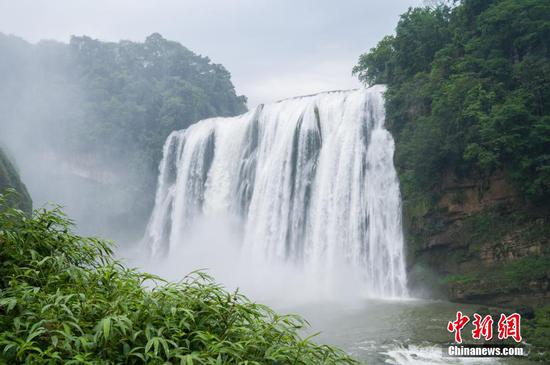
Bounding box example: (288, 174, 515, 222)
(354, 0, 549, 306)
(0, 33, 247, 237)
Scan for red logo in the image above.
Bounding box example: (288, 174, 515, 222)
(447, 311, 470, 343)
(472, 313, 494, 340)
(447, 311, 522, 344)
(498, 313, 522, 342)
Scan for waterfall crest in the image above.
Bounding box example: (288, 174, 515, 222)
(144, 85, 408, 298)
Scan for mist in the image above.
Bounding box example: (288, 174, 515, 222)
(1, 1, 546, 363)
(1, 1, 423, 108)
(0, 37, 143, 242)
(0, 0, 422, 243)
(0, 1, 415, 304)
(0, 33, 246, 243)
(122, 213, 368, 309)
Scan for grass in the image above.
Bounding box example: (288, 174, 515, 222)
(440, 274, 476, 285)
(0, 191, 357, 364)
(504, 256, 550, 286)
(441, 255, 550, 291)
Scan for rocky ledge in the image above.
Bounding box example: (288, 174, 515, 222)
(405, 170, 550, 307)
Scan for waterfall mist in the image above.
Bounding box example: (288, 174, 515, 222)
(138, 85, 408, 304)
(0, 36, 150, 243)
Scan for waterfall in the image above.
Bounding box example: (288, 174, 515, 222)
(143, 85, 408, 298)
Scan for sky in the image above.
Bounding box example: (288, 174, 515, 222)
(0, 0, 422, 108)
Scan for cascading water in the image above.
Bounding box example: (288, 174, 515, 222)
(143, 85, 408, 298)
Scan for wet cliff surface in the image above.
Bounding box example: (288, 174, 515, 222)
(406, 170, 549, 307)
(0, 148, 31, 212)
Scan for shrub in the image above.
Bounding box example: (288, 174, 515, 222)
(0, 193, 356, 364)
(524, 305, 550, 361)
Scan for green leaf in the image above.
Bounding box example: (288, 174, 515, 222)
(102, 317, 111, 340)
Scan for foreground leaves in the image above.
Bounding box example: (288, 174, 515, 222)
(0, 193, 357, 364)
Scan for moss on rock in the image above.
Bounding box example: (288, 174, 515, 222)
(0, 147, 31, 212)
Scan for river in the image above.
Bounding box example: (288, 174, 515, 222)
(292, 299, 535, 365)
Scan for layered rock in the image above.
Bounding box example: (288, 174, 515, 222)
(406, 170, 550, 307)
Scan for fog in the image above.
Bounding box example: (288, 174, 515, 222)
(0, 37, 151, 242)
(123, 214, 367, 308)
(0, 0, 422, 107)
(0, 0, 419, 296)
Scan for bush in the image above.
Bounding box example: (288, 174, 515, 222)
(0, 152, 31, 213)
(524, 305, 550, 361)
(0, 193, 356, 364)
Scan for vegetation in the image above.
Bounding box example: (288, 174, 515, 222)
(0, 33, 247, 227)
(354, 0, 550, 308)
(419, 206, 550, 300)
(67, 33, 247, 179)
(525, 305, 550, 362)
(441, 255, 550, 289)
(0, 192, 356, 364)
(353, 0, 550, 205)
(0, 150, 31, 213)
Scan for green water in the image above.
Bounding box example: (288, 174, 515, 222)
(290, 299, 536, 365)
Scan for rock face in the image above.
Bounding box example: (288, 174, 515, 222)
(0, 148, 31, 212)
(406, 170, 550, 307)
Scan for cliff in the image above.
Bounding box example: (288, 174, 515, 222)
(406, 170, 549, 307)
(352, 0, 550, 308)
(0, 148, 31, 212)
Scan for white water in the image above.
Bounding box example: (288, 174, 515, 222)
(142, 85, 407, 300)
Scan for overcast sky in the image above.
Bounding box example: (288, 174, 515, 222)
(0, 0, 421, 107)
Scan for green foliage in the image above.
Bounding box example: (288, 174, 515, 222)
(460, 207, 524, 246)
(524, 305, 550, 361)
(353, 0, 550, 205)
(0, 194, 356, 364)
(66, 33, 247, 180)
(459, 254, 550, 289)
(440, 274, 475, 285)
(503, 256, 550, 286)
(0, 150, 31, 213)
(0, 32, 247, 225)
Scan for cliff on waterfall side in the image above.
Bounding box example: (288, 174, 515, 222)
(0, 147, 31, 212)
(353, 0, 549, 306)
(406, 170, 549, 306)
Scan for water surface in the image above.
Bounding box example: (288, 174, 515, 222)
(290, 299, 534, 365)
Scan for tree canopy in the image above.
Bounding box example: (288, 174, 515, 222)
(0, 33, 247, 232)
(353, 0, 549, 205)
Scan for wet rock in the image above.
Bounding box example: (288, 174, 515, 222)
(516, 306, 535, 320)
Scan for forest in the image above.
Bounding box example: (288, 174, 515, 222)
(1, 0, 549, 363)
(0, 32, 247, 235)
(353, 0, 549, 205)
